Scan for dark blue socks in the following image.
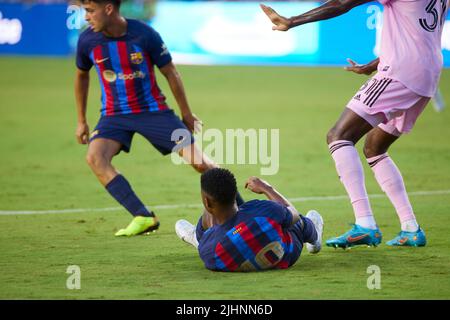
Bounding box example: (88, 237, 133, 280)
(301, 216, 318, 244)
(105, 174, 154, 217)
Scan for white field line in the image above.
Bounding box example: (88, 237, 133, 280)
(0, 189, 449, 216)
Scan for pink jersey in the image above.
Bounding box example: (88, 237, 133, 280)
(377, 0, 448, 97)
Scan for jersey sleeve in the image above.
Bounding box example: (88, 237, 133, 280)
(272, 202, 294, 228)
(249, 200, 293, 229)
(145, 27, 172, 68)
(76, 34, 93, 71)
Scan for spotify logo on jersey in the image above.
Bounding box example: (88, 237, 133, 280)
(102, 70, 145, 83)
(102, 70, 117, 83)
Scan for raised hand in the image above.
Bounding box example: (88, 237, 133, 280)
(260, 4, 292, 31)
(245, 176, 272, 194)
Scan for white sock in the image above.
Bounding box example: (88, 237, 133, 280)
(401, 219, 419, 232)
(355, 216, 378, 230)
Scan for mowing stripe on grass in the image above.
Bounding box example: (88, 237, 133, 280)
(1, 189, 449, 216)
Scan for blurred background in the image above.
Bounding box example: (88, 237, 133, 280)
(1, 0, 448, 66)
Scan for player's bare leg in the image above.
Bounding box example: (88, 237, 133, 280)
(87, 138, 159, 236)
(178, 142, 218, 174)
(364, 127, 426, 246)
(326, 108, 374, 145)
(326, 109, 383, 248)
(86, 138, 121, 186)
(363, 126, 398, 158)
(179, 142, 245, 205)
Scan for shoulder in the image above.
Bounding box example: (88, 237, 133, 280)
(77, 27, 101, 51)
(78, 26, 95, 44)
(127, 19, 166, 53)
(127, 19, 160, 37)
(238, 200, 288, 219)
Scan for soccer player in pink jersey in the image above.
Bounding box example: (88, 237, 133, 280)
(261, 0, 448, 248)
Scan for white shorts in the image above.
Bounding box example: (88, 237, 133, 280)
(346, 73, 430, 137)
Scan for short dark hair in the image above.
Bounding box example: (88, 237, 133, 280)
(80, 0, 121, 8)
(201, 168, 237, 206)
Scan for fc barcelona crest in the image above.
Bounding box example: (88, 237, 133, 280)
(130, 52, 143, 65)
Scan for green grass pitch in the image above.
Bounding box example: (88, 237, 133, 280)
(0, 57, 449, 299)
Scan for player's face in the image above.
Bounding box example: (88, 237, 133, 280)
(83, 1, 112, 33)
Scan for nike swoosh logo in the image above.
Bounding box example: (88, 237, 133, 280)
(95, 57, 109, 64)
(398, 237, 409, 245)
(347, 233, 369, 243)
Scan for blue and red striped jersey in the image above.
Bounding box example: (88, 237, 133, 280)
(76, 19, 171, 116)
(196, 200, 302, 272)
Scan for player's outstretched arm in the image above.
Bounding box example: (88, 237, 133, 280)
(261, 0, 372, 31)
(345, 57, 379, 75)
(159, 62, 202, 133)
(245, 177, 300, 224)
(74, 68, 90, 144)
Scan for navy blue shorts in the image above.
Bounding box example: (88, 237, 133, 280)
(89, 110, 194, 155)
(289, 215, 318, 248)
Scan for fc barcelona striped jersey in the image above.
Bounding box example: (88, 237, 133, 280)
(196, 200, 302, 272)
(76, 19, 171, 116)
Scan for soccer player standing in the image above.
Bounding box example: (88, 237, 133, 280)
(75, 0, 243, 236)
(175, 168, 324, 272)
(261, 0, 448, 247)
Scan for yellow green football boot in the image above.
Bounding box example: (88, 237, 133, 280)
(115, 216, 160, 237)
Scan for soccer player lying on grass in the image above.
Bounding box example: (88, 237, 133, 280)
(74, 0, 244, 236)
(261, 0, 448, 248)
(175, 168, 323, 272)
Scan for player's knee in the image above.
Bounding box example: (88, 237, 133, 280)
(327, 126, 361, 145)
(86, 152, 107, 172)
(326, 127, 339, 145)
(85, 153, 97, 169)
(363, 141, 383, 159)
(363, 144, 373, 158)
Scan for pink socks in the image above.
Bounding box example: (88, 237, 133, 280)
(329, 140, 377, 229)
(329, 140, 419, 232)
(367, 153, 419, 232)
